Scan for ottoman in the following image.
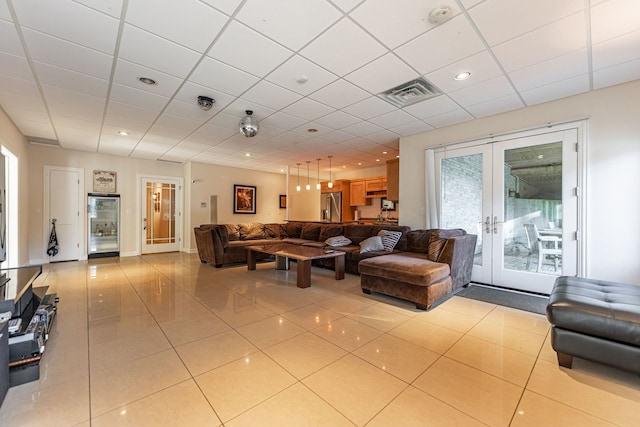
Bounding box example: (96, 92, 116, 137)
(359, 254, 452, 310)
(546, 276, 640, 373)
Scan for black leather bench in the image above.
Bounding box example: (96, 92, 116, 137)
(546, 276, 640, 373)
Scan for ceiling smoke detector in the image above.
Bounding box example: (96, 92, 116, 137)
(428, 6, 453, 24)
(239, 110, 259, 137)
(197, 96, 215, 111)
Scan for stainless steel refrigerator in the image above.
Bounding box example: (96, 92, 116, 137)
(320, 192, 342, 222)
(87, 193, 120, 258)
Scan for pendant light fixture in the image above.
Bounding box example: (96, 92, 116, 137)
(327, 155, 334, 189)
(305, 161, 311, 190)
(296, 163, 301, 192)
(316, 158, 321, 190)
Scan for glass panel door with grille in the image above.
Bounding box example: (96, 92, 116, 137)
(142, 179, 180, 254)
(435, 129, 578, 294)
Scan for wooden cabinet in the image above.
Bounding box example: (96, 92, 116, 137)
(386, 158, 399, 201)
(365, 177, 387, 198)
(349, 180, 369, 206)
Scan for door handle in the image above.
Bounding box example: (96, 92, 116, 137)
(484, 216, 491, 234)
(493, 216, 503, 234)
(143, 218, 147, 230)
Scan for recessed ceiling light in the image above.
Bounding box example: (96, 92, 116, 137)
(307, 128, 318, 133)
(118, 130, 128, 136)
(245, 153, 251, 157)
(342, 165, 346, 168)
(538, 154, 544, 159)
(358, 162, 362, 166)
(376, 159, 380, 162)
(396, 155, 400, 158)
(454, 72, 471, 81)
(382, 151, 387, 154)
(138, 77, 157, 85)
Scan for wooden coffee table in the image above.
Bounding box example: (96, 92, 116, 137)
(246, 243, 345, 288)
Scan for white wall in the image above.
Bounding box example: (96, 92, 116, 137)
(399, 80, 640, 284)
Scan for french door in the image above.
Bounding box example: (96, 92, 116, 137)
(141, 177, 181, 254)
(434, 129, 579, 294)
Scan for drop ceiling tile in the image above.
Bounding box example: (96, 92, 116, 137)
(0, 2, 12, 20)
(395, 14, 485, 74)
(189, 57, 259, 96)
(509, 49, 588, 92)
(223, 98, 276, 121)
(160, 146, 202, 162)
(590, 0, 640, 43)
(188, 123, 236, 145)
(101, 125, 145, 141)
(465, 93, 524, 118)
(314, 111, 361, 129)
(592, 29, 640, 70)
(13, 0, 119, 54)
(370, 110, 416, 130)
(0, 52, 33, 80)
(491, 12, 586, 72)
(260, 112, 307, 130)
(364, 130, 400, 145)
(291, 122, 333, 136)
(153, 114, 205, 135)
(206, 111, 243, 130)
(342, 96, 396, 120)
(236, 0, 341, 51)
(425, 50, 503, 93)
(126, 0, 227, 53)
(242, 80, 302, 110)
(593, 58, 640, 89)
(113, 59, 183, 97)
(43, 86, 105, 121)
(331, 0, 361, 13)
(390, 120, 435, 137)
(22, 29, 113, 79)
(109, 83, 169, 113)
(0, 20, 25, 56)
(460, 0, 484, 8)
(104, 101, 158, 128)
(351, 0, 462, 49)
(318, 130, 355, 143)
(73, 0, 123, 18)
(176, 140, 211, 151)
(282, 98, 334, 121)
(345, 53, 417, 95)
(172, 82, 235, 112)
(448, 75, 516, 107)
(424, 108, 474, 128)
(468, 0, 584, 46)
(98, 135, 137, 156)
(266, 56, 338, 96)
(199, 0, 243, 16)
(520, 74, 590, 105)
(309, 79, 370, 109)
(300, 18, 387, 77)
(207, 21, 292, 78)
(341, 121, 384, 137)
(119, 24, 201, 78)
(403, 95, 460, 119)
(34, 61, 109, 98)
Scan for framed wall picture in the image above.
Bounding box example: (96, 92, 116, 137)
(279, 194, 287, 209)
(234, 184, 256, 214)
(93, 170, 117, 193)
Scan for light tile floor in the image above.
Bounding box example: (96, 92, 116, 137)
(1, 253, 639, 426)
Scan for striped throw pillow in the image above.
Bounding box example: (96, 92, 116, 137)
(378, 230, 402, 252)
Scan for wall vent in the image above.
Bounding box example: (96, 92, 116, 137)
(378, 77, 442, 108)
(27, 136, 60, 147)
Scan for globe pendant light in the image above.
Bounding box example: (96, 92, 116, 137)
(296, 163, 301, 192)
(239, 110, 259, 137)
(316, 158, 321, 190)
(305, 161, 311, 190)
(327, 155, 334, 189)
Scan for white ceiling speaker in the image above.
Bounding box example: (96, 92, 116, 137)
(428, 6, 453, 25)
(197, 95, 215, 111)
(239, 110, 259, 137)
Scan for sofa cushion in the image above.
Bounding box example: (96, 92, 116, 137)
(360, 236, 385, 253)
(378, 230, 402, 252)
(319, 224, 344, 242)
(359, 254, 450, 287)
(325, 236, 352, 247)
(428, 229, 466, 261)
(344, 224, 375, 244)
(284, 222, 303, 238)
(225, 224, 240, 241)
(301, 223, 323, 241)
(406, 229, 433, 253)
(263, 223, 280, 239)
(239, 222, 265, 240)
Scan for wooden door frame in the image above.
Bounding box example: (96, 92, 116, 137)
(43, 165, 85, 262)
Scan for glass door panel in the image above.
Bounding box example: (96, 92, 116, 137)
(142, 179, 179, 254)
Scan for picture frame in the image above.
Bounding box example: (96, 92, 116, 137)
(234, 184, 256, 214)
(93, 170, 117, 193)
(279, 194, 287, 209)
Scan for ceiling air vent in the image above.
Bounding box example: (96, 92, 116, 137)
(378, 77, 442, 108)
(27, 136, 60, 147)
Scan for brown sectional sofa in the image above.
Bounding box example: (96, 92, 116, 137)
(193, 221, 476, 309)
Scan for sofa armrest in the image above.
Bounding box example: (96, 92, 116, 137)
(210, 225, 229, 267)
(194, 226, 216, 264)
(437, 234, 477, 289)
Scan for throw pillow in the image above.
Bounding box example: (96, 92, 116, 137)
(359, 236, 385, 254)
(325, 236, 352, 247)
(378, 230, 402, 252)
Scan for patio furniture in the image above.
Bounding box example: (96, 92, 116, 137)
(524, 224, 562, 272)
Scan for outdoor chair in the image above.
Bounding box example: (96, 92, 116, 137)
(524, 223, 562, 272)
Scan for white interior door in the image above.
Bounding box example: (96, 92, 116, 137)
(46, 166, 82, 262)
(141, 177, 181, 254)
(435, 129, 579, 294)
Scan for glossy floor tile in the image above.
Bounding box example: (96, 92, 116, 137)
(1, 253, 638, 426)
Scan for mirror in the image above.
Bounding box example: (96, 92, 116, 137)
(381, 198, 395, 211)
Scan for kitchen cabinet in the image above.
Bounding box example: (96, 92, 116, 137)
(365, 177, 387, 198)
(349, 180, 369, 206)
(320, 180, 343, 193)
(386, 158, 399, 201)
